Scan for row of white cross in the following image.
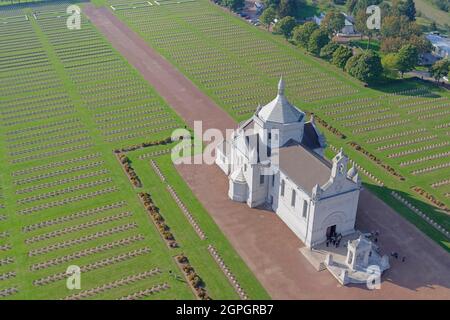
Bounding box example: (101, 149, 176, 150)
(111, 1, 160, 11)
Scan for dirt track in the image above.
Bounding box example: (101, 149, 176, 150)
(85, 4, 450, 299)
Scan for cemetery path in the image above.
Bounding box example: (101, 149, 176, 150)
(177, 159, 450, 299)
(86, 5, 450, 299)
(84, 4, 236, 135)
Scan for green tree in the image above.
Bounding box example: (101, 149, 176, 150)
(292, 21, 318, 47)
(260, 7, 277, 30)
(278, 0, 297, 18)
(408, 35, 433, 54)
(395, 44, 418, 77)
(273, 16, 297, 38)
(380, 15, 430, 54)
(345, 54, 360, 74)
(354, 9, 376, 48)
(307, 29, 330, 55)
(320, 11, 345, 36)
(380, 15, 420, 39)
(319, 42, 340, 60)
(221, 0, 245, 11)
(381, 53, 399, 78)
(430, 59, 450, 82)
(346, 50, 383, 83)
(332, 45, 353, 69)
(263, 0, 280, 8)
(347, 0, 382, 14)
(399, 0, 416, 21)
(277, 0, 305, 18)
(346, 0, 358, 14)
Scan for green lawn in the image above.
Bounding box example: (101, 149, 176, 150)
(414, 0, 450, 28)
(0, 1, 268, 299)
(1, 0, 449, 301)
(349, 39, 381, 54)
(107, 0, 450, 251)
(126, 146, 269, 299)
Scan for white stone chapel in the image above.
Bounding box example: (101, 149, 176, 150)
(216, 77, 362, 248)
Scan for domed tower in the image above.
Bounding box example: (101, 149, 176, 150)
(254, 77, 306, 150)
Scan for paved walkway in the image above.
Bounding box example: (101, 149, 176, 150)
(177, 161, 450, 299)
(84, 4, 236, 133)
(85, 5, 450, 299)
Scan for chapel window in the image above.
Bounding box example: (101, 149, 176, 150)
(302, 200, 308, 218)
(291, 190, 296, 207)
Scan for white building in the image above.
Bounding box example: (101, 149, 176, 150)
(341, 13, 356, 35)
(426, 33, 450, 58)
(312, 12, 356, 35)
(216, 77, 362, 248)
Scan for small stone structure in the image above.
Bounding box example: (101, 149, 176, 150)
(300, 232, 390, 286)
(326, 234, 389, 285)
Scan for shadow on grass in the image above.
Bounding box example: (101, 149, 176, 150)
(361, 182, 449, 248)
(368, 77, 444, 97)
(354, 183, 450, 292)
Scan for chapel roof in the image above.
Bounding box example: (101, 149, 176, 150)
(279, 144, 332, 193)
(257, 77, 305, 124)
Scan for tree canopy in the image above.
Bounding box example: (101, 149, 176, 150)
(307, 29, 330, 55)
(345, 50, 383, 83)
(292, 22, 318, 47)
(430, 59, 450, 82)
(395, 44, 418, 77)
(379, 5, 430, 54)
(332, 45, 354, 69)
(219, 0, 245, 11)
(273, 16, 297, 38)
(320, 11, 345, 36)
(264, 0, 306, 18)
(399, 0, 416, 21)
(319, 42, 340, 60)
(346, 0, 382, 15)
(260, 7, 277, 30)
(381, 53, 400, 78)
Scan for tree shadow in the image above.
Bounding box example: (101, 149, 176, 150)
(368, 77, 444, 98)
(365, 183, 450, 234)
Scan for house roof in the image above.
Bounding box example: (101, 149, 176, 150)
(279, 143, 332, 193)
(426, 34, 450, 54)
(257, 77, 305, 124)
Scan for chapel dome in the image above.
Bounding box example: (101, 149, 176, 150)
(257, 77, 305, 124)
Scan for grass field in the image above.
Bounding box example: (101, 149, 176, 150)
(414, 0, 450, 28)
(0, 1, 268, 299)
(1, 0, 449, 300)
(106, 0, 450, 251)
